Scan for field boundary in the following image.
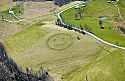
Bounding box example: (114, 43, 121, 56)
(57, 1, 125, 50)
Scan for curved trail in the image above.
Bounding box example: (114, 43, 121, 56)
(3, 18, 24, 23)
(2, 13, 24, 23)
(57, 1, 125, 50)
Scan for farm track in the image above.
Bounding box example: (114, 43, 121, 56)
(57, 1, 125, 50)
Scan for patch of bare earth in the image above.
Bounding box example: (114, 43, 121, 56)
(23, 1, 58, 22)
(113, 20, 125, 35)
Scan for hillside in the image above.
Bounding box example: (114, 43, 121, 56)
(118, 0, 125, 19)
(0, 1, 125, 81)
(0, 0, 9, 11)
(61, 0, 125, 47)
(63, 49, 125, 81)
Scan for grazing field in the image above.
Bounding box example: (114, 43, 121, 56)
(118, 0, 125, 19)
(47, 33, 74, 50)
(63, 49, 125, 81)
(1, 5, 24, 21)
(61, 0, 125, 47)
(5, 23, 100, 71)
(23, 1, 57, 21)
(5, 22, 47, 55)
(0, 1, 56, 40)
(0, 0, 9, 11)
(5, 22, 125, 81)
(1, 1, 125, 81)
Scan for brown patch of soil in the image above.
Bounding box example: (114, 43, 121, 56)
(113, 20, 125, 34)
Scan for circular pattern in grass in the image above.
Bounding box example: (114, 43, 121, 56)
(47, 33, 74, 50)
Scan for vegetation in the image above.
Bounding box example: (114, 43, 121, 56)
(47, 33, 74, 50)
(1, 1, 125, 81)
(0, 0, 9, 11)
(118, 0, 125, 19)
(1, 5, 24, 21)
(0, 43, 52, 81)
(5, 22, 46, 55)
(61, 0, 125, 47)
(63, 49, 125, 81)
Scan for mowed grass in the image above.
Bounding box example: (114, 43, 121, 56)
(3, 1, 125, 81)
(63, 49, 125, 81)
(4, 22, 125, 81)
(4, 23, 102, 73)
(118, 0, 125, 19)
(61, 0, 125, 47)
(0, 0, 9, 11)
(5, 22, 47, 56)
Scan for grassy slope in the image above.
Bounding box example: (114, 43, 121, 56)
(0, 0, 9, 11)
(88, 50, 125, 81)
(59, 1, 125, 81)
(63, 48, 125, 81)
(118, 0, 125, 19)
(5, 22, 46, 56)
(61, 0, 125, 47)
(4, 23, 103, 73)
(3, 1, 125, 81)
(1, 5, 24, 21)
(5, 22, 125, 81)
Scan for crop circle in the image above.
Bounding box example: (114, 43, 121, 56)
(47, 33, 74, 50)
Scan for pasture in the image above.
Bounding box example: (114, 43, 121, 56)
(1, 1, 125, 81)
(5, 22, 125, 81)
(61, 0, 125, 47)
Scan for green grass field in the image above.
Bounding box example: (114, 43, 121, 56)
(5, 22, 46, 56)
(2, 1, 125, 81)
(63, 49, 125, 81)
(61, 0, 125, 47)
(118, 0, 125, 19)
(4, 22, 125, 81)
(5, 22, 100, 70)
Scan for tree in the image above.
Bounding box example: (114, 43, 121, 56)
(74, 2, 86, 20)
(54, 0, 70, 6)
(16, 0, 24, 15)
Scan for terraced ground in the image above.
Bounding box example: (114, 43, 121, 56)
(0, 1, 125, 81)
(61, 0, 125, 47)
